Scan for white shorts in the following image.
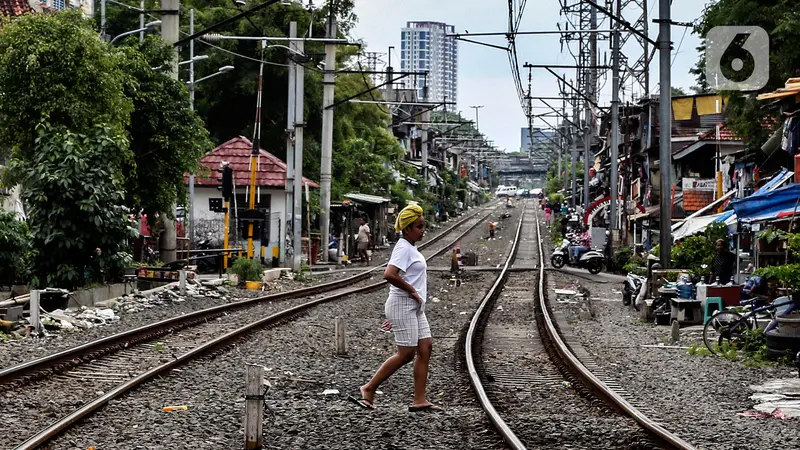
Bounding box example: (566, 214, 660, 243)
(385, 294, 431, 347)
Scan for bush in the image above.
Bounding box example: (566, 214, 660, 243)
(551, 216, 565, 246)
(548, 193, 564, 206)
(228, 258, 264, 282)
(623, 262, 647, 276)
(612, 246, 633, 272)
(0, 209, 30, 283)
(672, 235, 712, 281)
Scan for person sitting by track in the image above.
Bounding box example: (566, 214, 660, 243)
(570, 225, 592, 263)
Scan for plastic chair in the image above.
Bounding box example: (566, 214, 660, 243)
(704, 297, 724, 325)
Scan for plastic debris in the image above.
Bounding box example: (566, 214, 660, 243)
(322, 389, 339, 395)
(162, 405, 189, 412)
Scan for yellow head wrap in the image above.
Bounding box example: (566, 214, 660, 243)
(395, 204, 424, 232)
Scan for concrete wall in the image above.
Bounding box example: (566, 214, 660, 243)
(69, 283, 128, 309)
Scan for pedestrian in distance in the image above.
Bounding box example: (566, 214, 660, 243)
(545, 206, 552, 227)
(357, 217, 371, 264)
(352, 203, 442, 412)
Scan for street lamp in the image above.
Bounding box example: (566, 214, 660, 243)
(188, 65, 235, 88)
(470, 105, 484, 134)
(109, 21, 162, 45)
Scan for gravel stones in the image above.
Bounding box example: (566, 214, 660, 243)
(542, 226, 800, 449)
(43, 207, 515, 449)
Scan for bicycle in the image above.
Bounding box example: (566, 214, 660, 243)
(703, 296, 796, 356)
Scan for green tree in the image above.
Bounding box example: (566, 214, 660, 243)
(0, 209, 30, 284)
(116, 38, 213, 219)
(0, 10, 133, 162)
(6, 124, 138, 289)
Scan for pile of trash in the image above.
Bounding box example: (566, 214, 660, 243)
(22, 278, 233, 333)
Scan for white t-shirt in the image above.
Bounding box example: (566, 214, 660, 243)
(387, 238, 427, 302)
(357, 224, 370, 243)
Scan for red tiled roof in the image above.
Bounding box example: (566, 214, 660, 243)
(683, 190, 714, 212)
(695, 123, 739, 141)
(187, 136, 319, 189)
(0, 0, 33, 16)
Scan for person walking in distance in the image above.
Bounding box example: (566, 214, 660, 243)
(357, 217, 371, 263)
(354, 203, 442, 412)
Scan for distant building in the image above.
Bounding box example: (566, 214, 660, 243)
(400, 21, 458, 111)
(0, 0, 93, 18)
(521, 127, 554, 155)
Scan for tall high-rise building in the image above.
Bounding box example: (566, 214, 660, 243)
(400, 21, 458, 111)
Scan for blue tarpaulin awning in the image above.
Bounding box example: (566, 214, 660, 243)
(732, 182, 800, 223)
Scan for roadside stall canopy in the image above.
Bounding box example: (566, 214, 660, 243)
(732, 183, 800, 223)
(669, 169, 793, 239)
(672, 211, 736, 241)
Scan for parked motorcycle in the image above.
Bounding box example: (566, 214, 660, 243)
(193, 238, 219, 274)
(550, 233, 605, 274)
(623, 272, 647, 311)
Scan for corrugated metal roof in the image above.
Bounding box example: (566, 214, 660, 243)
(344, 193, 390, 204)
(188, 136, 319, 189)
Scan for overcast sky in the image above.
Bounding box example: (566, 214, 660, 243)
(351, 0, 708, 153)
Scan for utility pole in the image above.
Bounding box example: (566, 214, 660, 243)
(100, 0, 107, 40)
(140, 0, 145, 43)
(292, 35, 305, 271)
(188, 8, 195, 246)
(658, 0, 672, 267)
(319, 13, 337, 263)
(583, 4, 597, 212)
(421, 82, 430, 183)
(159, 0, 180, 264)
(284, 22, 297, 266)
(560, 99, 566, 192)
(609, 0, 621, 231)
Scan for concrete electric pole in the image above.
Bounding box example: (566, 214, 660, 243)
(292, 34, 305, 271)
(159, 0, 180, 264)
(658, 0, 672, 267)
(319, 14, 337, 263)
(284, 22, 297, 266)
(609, 0, 621, 231)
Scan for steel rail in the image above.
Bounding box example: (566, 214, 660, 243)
(0, 202, 497, 386)
(464, 204, 527, 450)
(11, 203, 500, 449)
(532, 215, 696, 450)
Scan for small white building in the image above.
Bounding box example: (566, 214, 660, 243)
(187, 136, 318, 265)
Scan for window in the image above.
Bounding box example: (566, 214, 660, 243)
(419, 60, 426, 69)
(401, 50, 405, 60)
(52, 0, 65, 8)
(419, 50, 426, 59)
(401, 40, 406, 50)
(419, 40, 426, 50)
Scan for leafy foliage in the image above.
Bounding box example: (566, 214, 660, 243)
(6, 124, 137, 289)
(756, 263, 800, 290)
(0, 10, 133, 163)
(612, 246, 634, 272)
(228, 257, 264, 282)
(0, 209, 30, 283)
(672, 235, 713, 280)
(116, 38, 213, 219)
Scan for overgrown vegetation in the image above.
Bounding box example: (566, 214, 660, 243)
(551, 216, 565, 246)
(688, 329, 793, 367)
(227, 257, 264, 283)
(0, 209, 30, 284)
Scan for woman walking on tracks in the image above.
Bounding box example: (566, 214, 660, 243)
(354, 203, 442, 412)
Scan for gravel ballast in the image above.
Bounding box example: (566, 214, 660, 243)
(39, 203, 523, 449)
(540, 222, 800, 450)
(0, 209, 482, 370)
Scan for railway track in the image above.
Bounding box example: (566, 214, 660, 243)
(2, 202, 500, 450)
(463, 206, 697, 449)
